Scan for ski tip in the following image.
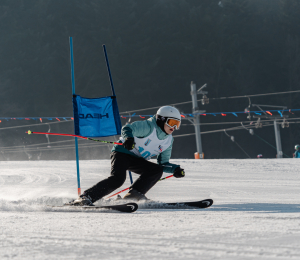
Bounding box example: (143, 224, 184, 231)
(193, 199, 213, 209)
(203, 199, 213, 207)
(124, 202, 138, 212)
(102, 202, 138, 213)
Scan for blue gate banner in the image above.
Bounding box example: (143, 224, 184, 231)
(72, 94, 121, 137)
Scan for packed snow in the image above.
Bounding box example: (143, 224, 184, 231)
(0, 159, 299, 259)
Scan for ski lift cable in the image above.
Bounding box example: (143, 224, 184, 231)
(2, 142, 110, 153)
(0, 119, 72, 131)
(0, 90, 299, 124)
(0, 136, 96, 150)
(119, 90, 300, 114)
(4, 118, 299, 150)
(223, 130, 251, 158)
(212, 90, 300, 100)
(173, 122, 273, 137)
(4, 121, 299, 153)
(181, 117, 300, 126)
(232, 141, 251, 158)
(9, 140, 112, 151)
(253, 133, 290, 158)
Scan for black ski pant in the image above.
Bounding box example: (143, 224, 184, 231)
(84, 151, 164, 203)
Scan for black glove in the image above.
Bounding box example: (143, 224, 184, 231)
(123, 137, 135, 150)
(173, 167, 185, 178)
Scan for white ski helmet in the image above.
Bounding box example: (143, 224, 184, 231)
(157, 106, 181, 120)
(156, 106, 181, 131)
(295, 144, 300, 150)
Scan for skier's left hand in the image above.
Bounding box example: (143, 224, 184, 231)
(123, 137, 135, 150)
(173, 167, 185, 178)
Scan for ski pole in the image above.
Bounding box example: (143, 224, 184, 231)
(26, 130, 123, 145)
(106, 174, 174, 198)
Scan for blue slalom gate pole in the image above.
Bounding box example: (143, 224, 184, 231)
(102, 44, 116, 96)
(69, 37, 81, 196)
(128, 171, 133, 184)
(102, 44, 133, 184)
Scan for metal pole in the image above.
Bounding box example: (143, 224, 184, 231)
(191, 82, 203, 158)
(274, 119, 283, 158)
(69, 37, 81, 195)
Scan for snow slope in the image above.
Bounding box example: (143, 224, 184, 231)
(0, 159, 299, 259)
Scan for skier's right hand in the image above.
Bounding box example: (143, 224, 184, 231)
(173, 167, 185, 178)
(123, 137, 135, 150)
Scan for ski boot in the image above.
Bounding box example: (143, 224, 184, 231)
(65, 195, 94, 206)
(123, 189, 149, 202)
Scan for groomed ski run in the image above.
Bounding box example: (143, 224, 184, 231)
(0, 159, 299, 260)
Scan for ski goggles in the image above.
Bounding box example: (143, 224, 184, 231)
(166, 118, 181, 130)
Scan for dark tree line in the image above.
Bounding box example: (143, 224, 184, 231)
(0, 0, 299, 160)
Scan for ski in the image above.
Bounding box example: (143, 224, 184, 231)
(52, 202, 138, 213)
(164, 199, 213, 209)
(140, 199, 213, 209)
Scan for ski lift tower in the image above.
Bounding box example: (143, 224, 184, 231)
(190, 81, 207, 159)
(251, 104, 288, 158)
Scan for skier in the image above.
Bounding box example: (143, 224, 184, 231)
(293, 144, 300, 158)
(70, 106, 185, 205)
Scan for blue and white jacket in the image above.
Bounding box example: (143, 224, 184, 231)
(112, 116, 180, 173)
